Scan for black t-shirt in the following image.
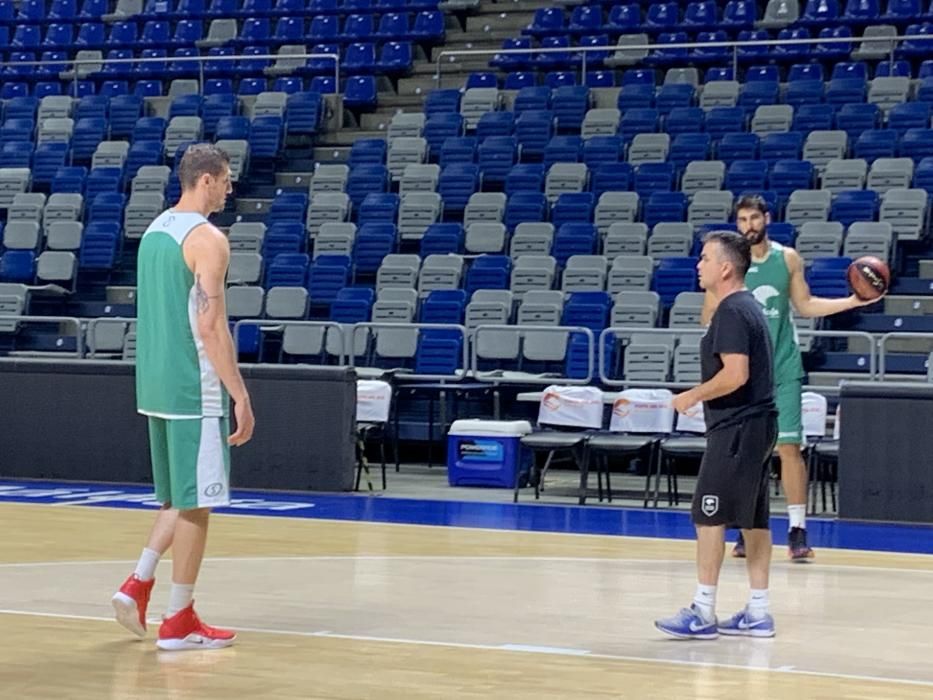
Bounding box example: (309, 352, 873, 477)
(701, 290, 776, 432)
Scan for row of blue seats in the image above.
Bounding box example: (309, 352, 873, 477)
(0, 0, 437, 25)
(0, 10, 445, 52)
(0, 73, 368, 103)
(522, 0, 933, 38)
(1, 43, 418, 79)
(450, 64, 928, 94)
(497, 26, 933, 71)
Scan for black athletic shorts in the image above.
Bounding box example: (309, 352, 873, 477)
(691, 411, 778, 530)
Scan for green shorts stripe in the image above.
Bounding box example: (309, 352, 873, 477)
(148, 416, 231, 510)
(775, 379, 803, 446)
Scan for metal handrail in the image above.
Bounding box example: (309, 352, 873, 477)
(435, 32, 930, 88)
(877, 331, 933, 379)
(0, 51, 341, 99)
(353, 321, 470, 381)
(233, 318, 348, 364)
(85, 316, 136, 359)
(597, 326, 879, 388)
(0, 315, 84, 358)
(470, 323, 595, 385)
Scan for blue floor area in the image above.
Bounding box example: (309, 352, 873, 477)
(2, 478, 933, 555)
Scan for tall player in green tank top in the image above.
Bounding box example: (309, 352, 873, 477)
(111, 144, 255, 651)
(702, 195, 879, 561)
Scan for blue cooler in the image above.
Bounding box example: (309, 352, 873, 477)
(447, 419, 533, 488)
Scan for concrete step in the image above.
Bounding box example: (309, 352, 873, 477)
(920, 259, 933, 279)
(885, 295, 933, 315)
(317, 128, 387, 147)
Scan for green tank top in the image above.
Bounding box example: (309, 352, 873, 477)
(135, 210, 229, 418)
(744, 240, 805, 383)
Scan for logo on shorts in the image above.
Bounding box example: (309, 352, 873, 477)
(701, 495, 719, 517)
(204, 482, 225, 498)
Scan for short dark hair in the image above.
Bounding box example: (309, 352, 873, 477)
(178, 143, 230, 191)
(703, 230, 751, 279)
(734, 194, 769, 216)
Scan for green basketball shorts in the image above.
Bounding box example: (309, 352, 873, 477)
(147, 416, 231, 510)
(775, 379, 803, 446)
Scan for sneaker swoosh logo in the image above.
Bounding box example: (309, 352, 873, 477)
(740, 618, 769, 629)
(689, 620, 711, 632)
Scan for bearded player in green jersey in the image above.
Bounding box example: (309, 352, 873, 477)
(701, 195, 880, 560)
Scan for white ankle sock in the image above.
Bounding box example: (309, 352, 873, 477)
(133, 548, 160, 581)
(166, 584, 195, 617)
(748, 589, 770, 618)
(788, 505, 806, 531)
(693, 584, 717, 621)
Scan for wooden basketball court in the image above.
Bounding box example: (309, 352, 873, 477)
(2, 501, 932, 699)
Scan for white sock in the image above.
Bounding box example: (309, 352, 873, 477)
(748, 589, 770, 618)
(693, 584, 717, 621)
(788, 505, 806, 531)
(166, 584, 195, 618)
(133, 548, 160, 581)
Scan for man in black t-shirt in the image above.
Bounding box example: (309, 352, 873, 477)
(655, 231, 779, 641)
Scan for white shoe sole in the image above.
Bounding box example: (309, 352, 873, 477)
(654, 623, 719, 640)
(719, 627, 776, 638)
(112, 592, 146, 638)
(156, 634, 237, 651)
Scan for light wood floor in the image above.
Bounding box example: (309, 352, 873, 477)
(2, 502, 932, 699)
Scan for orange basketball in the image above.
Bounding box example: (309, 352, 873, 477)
(847, 256, 890, 301)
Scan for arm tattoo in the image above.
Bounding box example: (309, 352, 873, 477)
(195, 274, 212, 315)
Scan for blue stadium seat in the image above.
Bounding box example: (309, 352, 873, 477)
(420, 223, 465, 256)
(349, 138, 387, 167)
(263, 222, 306, 258)
(437, 163, 479, 212)
(347, 164, 389, 206)
(653, 257, 698, 307)
(266, 253, 311, 289)
(423, 113, 464, 160)
(590, 162, 633, 197)
(285, 92, 323, 135)
(552, 192, 595, 229)
(79, 222, 121, 270)
(249, 116, 283, 159)
(644, 192, 686, 228)
(900, 128, 933, 162)
(478, 136, 519, 186)
(769, 159, 815, 200)
(633, 162, 675, 197)
(793, 104, 834, 132)
(344, 76, 378, 110)
(439, 137, 477, 168)
(759, 132, 803, 163)
(807, 256, 851, 297)
(669, 133, 711, 170)
(464, 255, 511, 293)
(505, 163, 545, 195)
(476, 112, 515, 140)
(854, 128, 899, 161)
(583, 136, 624, 167)
(835, 103, 881, 139)
(831, 190, 879, 227)
(515, 110, 555, 161)
(505, 191, 548, 230)
(358, 192, 399, 226)
(0, 251, 37, 283)
(726, 159, 768, 194)
(353, 223, 397, 277)
(543, 135, 583, 168)
(552, 223, 597, 266)
(33, 143, 70, 186)
(665, 107, 705, 136)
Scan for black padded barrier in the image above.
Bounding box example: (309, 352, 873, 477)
(0, 359, 356, 492)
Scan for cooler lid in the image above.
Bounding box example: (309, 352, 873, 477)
(448, 419, 533, 437)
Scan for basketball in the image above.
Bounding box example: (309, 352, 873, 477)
(847, 256, 890, 301)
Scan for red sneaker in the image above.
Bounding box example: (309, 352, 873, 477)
(112, 574, 155, 638)
(156, 603, 236, 651)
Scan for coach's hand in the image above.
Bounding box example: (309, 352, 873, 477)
(672, 390, 699, 415)
(229, 395, 255, 446)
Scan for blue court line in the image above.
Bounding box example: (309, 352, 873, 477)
(2, 478, 933, 555)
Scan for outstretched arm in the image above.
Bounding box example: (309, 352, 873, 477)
(786, 247, 877, 318)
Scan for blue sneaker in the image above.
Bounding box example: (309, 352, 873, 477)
(654, 605, 718, 640)
(718, 607, 776, 638)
